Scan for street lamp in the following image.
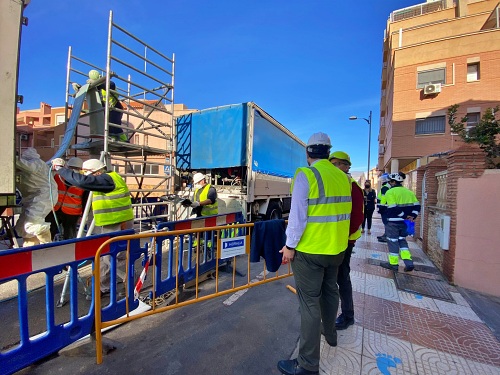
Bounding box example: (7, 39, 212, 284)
(349, 110, 372, 183)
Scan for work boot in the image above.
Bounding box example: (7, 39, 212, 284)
(404, 265, 415, 272)
(377, 235, 387, 243)
(380, 262, 398, 272)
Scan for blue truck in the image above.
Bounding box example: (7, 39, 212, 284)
(176, 102, 306, 221)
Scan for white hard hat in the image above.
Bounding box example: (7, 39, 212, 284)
(307, 132, 331, 147)
(67, 157, 83, 169)
(52, 157, 65, 167)
(88, 70, 101, 80)
(389, 172, 404, 182)
(82, 159, 106, 174)
(193, 172, 206, 184)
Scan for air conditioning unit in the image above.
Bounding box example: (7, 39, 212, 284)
(20, 134, 28, 141)
(423, 83, 442, 96)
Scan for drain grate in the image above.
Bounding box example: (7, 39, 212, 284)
(394, 273, 454, 302)
(413, 264, 442, 275)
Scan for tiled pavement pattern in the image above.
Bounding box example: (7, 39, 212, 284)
(310, 219, 500, 375)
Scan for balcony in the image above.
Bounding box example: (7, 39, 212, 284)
(390, 0, 448, 22)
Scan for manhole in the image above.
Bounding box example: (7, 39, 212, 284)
(367, 258, 381, 266)
(394, 273, 454, 302)
(413, 264, 441, 275)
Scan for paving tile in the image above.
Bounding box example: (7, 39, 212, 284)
(433, 298, 481, 322)
(412, 344, 473, 374)
(362, 329, 417, 374)
(363, 295, 409, 341)
(397, 290, 439, 312)
(320, 344, 362, 375)
(465, 359, 500, 375)
(350, 270, 365, 294)
(337, 324, 364, 354)
(403, 303, 500, 366)
(450, 291, 471, 307)
(365, 273, 400, 303)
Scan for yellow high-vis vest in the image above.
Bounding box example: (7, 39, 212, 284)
(92, 172, 134, 226)
(295, 159, 352, 255)
(194, 184, 218, 216)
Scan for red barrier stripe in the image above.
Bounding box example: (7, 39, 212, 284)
(75, 236, 111, 260)
(174, 213, 239, 231)
(0, 252, 32, 280)
(174, 221, 194, 231)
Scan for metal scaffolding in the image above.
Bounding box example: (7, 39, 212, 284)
(63, 10, 177, 229)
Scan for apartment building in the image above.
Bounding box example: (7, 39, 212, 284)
(378, 0, 500, 174)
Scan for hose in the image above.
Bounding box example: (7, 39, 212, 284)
(48, 167, 63, 239)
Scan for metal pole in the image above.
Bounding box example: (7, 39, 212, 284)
(367, 110, 372, 183)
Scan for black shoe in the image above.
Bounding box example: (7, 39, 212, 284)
(404, 265, 414, 272)
(380, 262, 398, 272)
(335, 315, 354, 330)
(377, 237, 387, 243)
(277, 359, 319, 375)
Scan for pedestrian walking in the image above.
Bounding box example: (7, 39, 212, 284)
(378, 172, 420, 272)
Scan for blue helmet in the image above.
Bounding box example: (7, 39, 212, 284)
(380, 173, 390, 183)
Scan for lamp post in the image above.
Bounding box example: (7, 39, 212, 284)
(349, 110, 372, 183)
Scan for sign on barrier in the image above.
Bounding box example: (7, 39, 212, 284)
(220, 236, 246, 259)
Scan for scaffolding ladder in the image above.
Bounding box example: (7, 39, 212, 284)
(63, 10, 179, 229)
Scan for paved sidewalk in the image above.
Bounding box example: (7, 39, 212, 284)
(311, 218, 500, 375)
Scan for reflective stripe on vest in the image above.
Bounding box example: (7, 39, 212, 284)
(54, 174, 84, 215)
(194, 184, 218, 216)
(101, 88, 118, 108)
(92, 172, 134, 226)
(295, 159, 352, 255)
(349, 176, 363, 241)
(381, 186, 420, 221)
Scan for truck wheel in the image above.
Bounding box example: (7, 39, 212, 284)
(265, 201, 282, 220)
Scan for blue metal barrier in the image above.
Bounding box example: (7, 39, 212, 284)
(152, 212, 245, 296)
(0, 230, 140, 375)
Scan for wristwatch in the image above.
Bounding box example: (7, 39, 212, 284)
(285, 245, 295, 250)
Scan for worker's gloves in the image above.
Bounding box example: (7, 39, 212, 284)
(71, 83, 82, 93)
(52, 158, 65, 171)
(190, 201, 200, 208)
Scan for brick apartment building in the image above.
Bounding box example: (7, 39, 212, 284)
(378, 0, 500, 176)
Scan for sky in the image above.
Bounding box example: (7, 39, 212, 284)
(18, 0, 420, 173)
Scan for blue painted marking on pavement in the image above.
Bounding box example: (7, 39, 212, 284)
(415, 294, 423, 300)
(371, 253, 380, 258)
(376, 353, 402, 375)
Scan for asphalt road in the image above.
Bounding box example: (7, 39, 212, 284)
(8, 263, 300, 375)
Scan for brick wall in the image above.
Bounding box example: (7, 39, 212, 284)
(443, 144, 487, 282)
(419, 144, 487, 282)
(419, 159, 447, 269)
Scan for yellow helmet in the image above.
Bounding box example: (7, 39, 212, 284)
(328, 151, 351, 165)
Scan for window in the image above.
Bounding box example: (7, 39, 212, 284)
(466, 112, 480, 137)
(467, 63, 480, 82)
(127, 164, 159, 175)
(415, 116, 446, 135)
(55, 114, 65, 125)
(417, 68, 445, 88)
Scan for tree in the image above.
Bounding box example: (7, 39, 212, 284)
(448, 104, 500, 168)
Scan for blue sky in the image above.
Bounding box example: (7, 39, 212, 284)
(19, 0, 419, 173)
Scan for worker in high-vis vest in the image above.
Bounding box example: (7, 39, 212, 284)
(277, 133, 352, 375)
(377, 173, 391, 243)
(190, 172, 218, 217)
(328, 151, 364, 332)
(56, 158, 134, 292)
(88, 70, 128, 143)
(379, 172, 420, 272)
(48, 157, 86, 240)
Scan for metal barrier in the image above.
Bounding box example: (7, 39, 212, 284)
(94, 218, 293, 364)
(0, 230, 135, 375)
